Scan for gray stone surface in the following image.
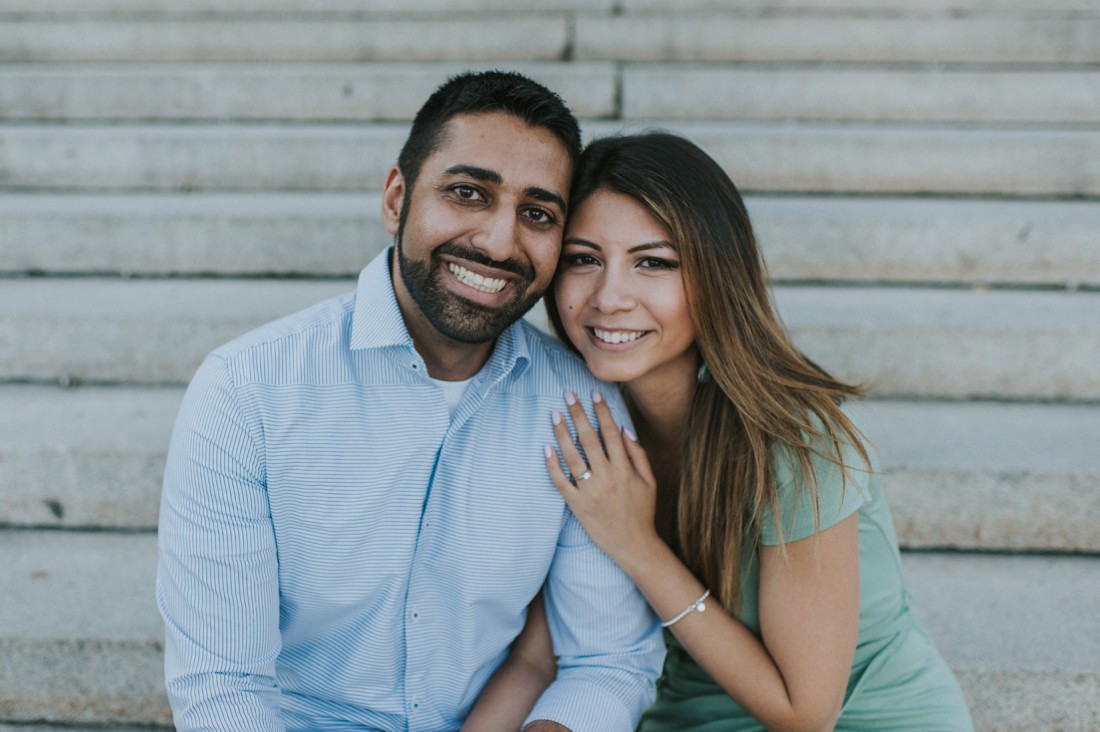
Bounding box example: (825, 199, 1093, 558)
(623, 0, 1100, 10)
(0, 531, 168, 725)
(4, 194, 1098, 286)
(904, 551, 1100, 730)
(575, 15, 1100, 63)
(4, 281, 1098, 398)
(0, 0, 609, 13)
(0, 193, 387, 276)
(6, 122, 1100, 196)
(777, 286, 1100, 400)
(954, 668, 1100, 732)
(0, 278, 352, 384)
(0, 385, 181, 528)
(2, 534, 1097, 729)
(857, 400, 1100, 552)
(2, 394, 1097, 550)
(624, 66, 1100, 123)
(904, 552, 1100, 672)
(0, 17, 568, 62)
(0, 124, 407, 192)
(0, 62, 617, 121)
(749, 196, 1100, 287)
(650, 121, 1100, 197)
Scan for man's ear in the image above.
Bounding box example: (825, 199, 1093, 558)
(381, 166, 405, 236)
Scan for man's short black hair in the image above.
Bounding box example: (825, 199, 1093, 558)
(397, 70, 582, 196)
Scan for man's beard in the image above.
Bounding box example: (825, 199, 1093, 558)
(396, 238, 543, 345)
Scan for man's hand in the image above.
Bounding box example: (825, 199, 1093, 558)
(521, 722, 570, 732)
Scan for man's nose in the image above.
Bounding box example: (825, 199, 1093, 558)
(474, 208, 519, 262)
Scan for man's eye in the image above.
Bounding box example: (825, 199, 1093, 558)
(452, 185, 483, 201)
(523, 207, 556, 226)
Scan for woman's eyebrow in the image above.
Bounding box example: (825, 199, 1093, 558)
(628, 241, 676, 253)
(563, 237, 600, 250)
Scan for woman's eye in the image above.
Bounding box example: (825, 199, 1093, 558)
(563, 253, 598, 267)
(640, 257, 678, 270)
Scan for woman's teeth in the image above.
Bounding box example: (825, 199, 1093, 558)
(449, 263, 507, 294)
(593, 328, 645, 344)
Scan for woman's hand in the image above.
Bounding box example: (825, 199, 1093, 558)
(544, 390, 661, 573)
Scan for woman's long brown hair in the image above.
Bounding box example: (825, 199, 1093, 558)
(547, 132, 870, 612)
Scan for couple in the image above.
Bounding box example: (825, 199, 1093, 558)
(157, 71, 973, 731)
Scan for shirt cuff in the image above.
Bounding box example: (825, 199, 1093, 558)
(523, 677, 636, 732)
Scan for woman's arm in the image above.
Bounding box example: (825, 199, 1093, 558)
(548, 394, 859, 732)
(461, 592, 558, 732)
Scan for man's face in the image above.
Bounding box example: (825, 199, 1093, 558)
(385, 112, 572, 345)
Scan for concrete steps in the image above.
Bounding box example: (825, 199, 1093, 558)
(3, 11, 1098, 64)
(5, 279, 1096, 398)
(3, 530, 1097, 729)
(2, 0, 1097, 729)
(4, 122, 1099, 195)
(0, 63, 619, 122)
(6, 62, 1100, 125)
(4, 194, 1098, 285)
(4, 386, 1097, 554)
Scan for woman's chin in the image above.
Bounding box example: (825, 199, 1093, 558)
(583, 360, 637, 385)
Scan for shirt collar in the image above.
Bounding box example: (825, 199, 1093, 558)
(350, 247, 532, 381)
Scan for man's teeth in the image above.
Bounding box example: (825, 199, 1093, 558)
(448, 263, 507, 294)
(593, 328, 645, 344)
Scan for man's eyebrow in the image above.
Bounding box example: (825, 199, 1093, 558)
(525, 186, 567, 213)
(443, 164, 502, 184)
(442, 164, 566, 212)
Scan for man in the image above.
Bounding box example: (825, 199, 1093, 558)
(156, 70, 664, 731)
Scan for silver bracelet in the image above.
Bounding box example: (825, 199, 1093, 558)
(660, 589, 711, 628)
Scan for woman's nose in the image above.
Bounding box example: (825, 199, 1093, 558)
(591, 271, 636, 313)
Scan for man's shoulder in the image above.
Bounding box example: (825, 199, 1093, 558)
(515, 320, 610, 392)
(209, 288, 357, 366)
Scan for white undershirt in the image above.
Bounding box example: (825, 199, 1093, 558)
(430, 376, 474, 415)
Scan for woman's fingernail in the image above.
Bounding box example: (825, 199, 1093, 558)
(592, 389, 603, 403)
(551, 410, 562, 425)
(564, 390, 577, 406)
(544, 444, 553, 459)
(623, 425, 638, 441)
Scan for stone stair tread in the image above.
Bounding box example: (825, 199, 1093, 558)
(0, 0, 609, 15)
(3, 122, 1098, 195)
(852, 400, 1100, 552)
(0, 17, 570, 63)
(0, 0, 1090, 15)
(2, 388, 1097, 551)
(622, 65, 1100, 123)
(0, 61, 618, 122)
(575, 14, 1100, 64)
(6, 62, 1100, 125)
(3, 193, 1097, 285)
(3, 13, 1097, 64)
(1, 530, 1096, 727)
(3, 280, 1098, 399)
(0, 384, 182, 529)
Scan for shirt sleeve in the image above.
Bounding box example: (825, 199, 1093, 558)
(525, 390, 666, 732)
(761, 430, 873, 546)
(155, 355, 285, 731)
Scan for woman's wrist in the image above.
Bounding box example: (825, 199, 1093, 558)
(617, 529, 674, 583)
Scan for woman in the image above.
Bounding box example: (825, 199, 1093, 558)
(465, 132, 973, 731)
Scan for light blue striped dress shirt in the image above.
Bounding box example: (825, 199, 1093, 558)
(156, 249, 665, 732)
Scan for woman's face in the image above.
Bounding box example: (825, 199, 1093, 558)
(555, 189, 697, 388)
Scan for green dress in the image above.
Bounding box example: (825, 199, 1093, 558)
(639, 435, 974, 732)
